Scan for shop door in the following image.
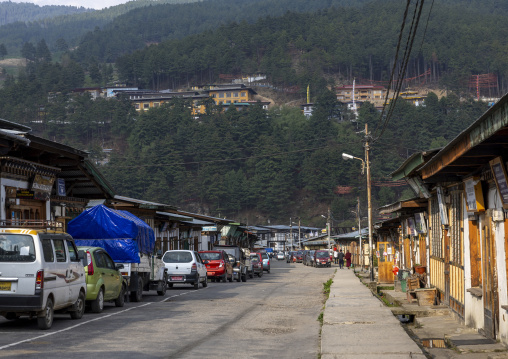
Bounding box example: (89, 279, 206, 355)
(377, 242, 394, 284)
(481, 213, 498, 339)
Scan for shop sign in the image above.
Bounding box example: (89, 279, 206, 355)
(57, 178, 66, 196)
(16, 190, 34, 198)
(490, 156, 508, 209)
(414, 212, 427, 234)
(31, 174, 55, 193)
(202, 226, 217, 231)
(463, 177, 485, 212)
(436, 186, 449, 226)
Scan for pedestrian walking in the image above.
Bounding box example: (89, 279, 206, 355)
(338, 249, 345, 269)
(345, 250, 352, 269)
(333, 247, 338, 264)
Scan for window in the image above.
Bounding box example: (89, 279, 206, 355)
(0, 234, 36, 262)
(430, 198, 442, 257)
(66, 240, 78, 262)
(449, 192, 462, 265)
(103, 252, 116, 270)
(143, 103, 149, 109)
(234, 92, 239, 97)
(241, 91, 246, 97)
(162, 251, 192, 263)
(219, 93, 224, 98)
(153, 102, 160, 108)
(42, 239, 54, 262)
(53, 239, 67, 262)
(135, 103, 140, 110)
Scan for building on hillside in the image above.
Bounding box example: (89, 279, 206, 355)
(398, 90, 426, 106)
(336, 84, 386, 108)
(204, 84, 257, 106)
(301, 103, 314, 118)
(72, 87, 104, 100)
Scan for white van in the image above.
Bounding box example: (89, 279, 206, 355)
(0, 229, 86, 329)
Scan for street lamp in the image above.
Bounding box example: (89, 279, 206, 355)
(321, 212, 331, 253)
(342, 125, 374, 282)
(292, 218, 301, 249)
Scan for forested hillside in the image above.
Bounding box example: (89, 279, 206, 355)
(0, 0, 499, 223)
(0, 2, 90, 25)
(115, 0, 508, 97)
(0, 0, 196, 55)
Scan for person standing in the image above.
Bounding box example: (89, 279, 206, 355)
(333, 247, 339, 264)
(338, 249, 345, 269)
(345, 250, 352, 269)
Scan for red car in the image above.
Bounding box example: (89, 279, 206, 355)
(249, 252, 263, 277)
(314, 250, 332, 267)
(199, 250, 233, 282)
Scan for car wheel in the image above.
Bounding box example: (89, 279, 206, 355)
(222, 274, 227, 283)
(241, 272, 247, 282)
(236, 272, 241, 282)
(194, 276, 200, 289)
(202, 276, 208, 287)
(91, 287, 105, 313)
(249, 272, 254, 279)
(37, 297, 54, 330)
(267, 269, 270, 273)
(131, 277, 143, 302)
(228, 273, 233, 282)
(115, 284, 126, 307)
(70, 291, 85, 319)
(168, 283, 173, 288)
(157, 276, 167, 296)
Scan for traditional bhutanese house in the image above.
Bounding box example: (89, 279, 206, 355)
(205, 84, 257, 106)
(405, 92, 508, 344)
(0, 119, 116, 231)
(377, 199, 428, 285)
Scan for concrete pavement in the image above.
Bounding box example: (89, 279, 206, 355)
(321, 267, 426, 359)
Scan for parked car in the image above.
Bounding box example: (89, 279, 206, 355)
(314, 250, 332, 267)
(199, 250, 233, 282)
(276, 252, 285, 260)
(304, 250, 315, 266)
(77, 246, 126, 313)
(213, 245, 250, 282)
(0, 230, 86, 330)
(249, 253, 263, 277)
(261, 252, 270, 273)
(294, 250, 304, 263)
(162, 250, 208, 289)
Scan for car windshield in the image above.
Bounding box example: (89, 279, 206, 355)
(297, 251, 303, 255)
(250, 255, 259, 262)
(261, 253, 268, 259)
(162, 251, 192, 263)
(0, 234, 36, 262)
(316, 251, 328, 258)
(200, 252, 221, 260)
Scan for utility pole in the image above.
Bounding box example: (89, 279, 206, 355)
(357, 196, 362, 270)
(365, 123, 374, 282)
(290, 217, 293, 251)
(298, 217, 301, 250)
(327, 207, 331, 253)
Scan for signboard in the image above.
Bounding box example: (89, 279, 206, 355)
(57, 178, 66, 196)
(490, 157, 508, 209)
(463, 177, 485, 212)
(31, 174, 55, 193)
(202, 226, 217, 232)
(436, 186, 449, 226)
(407, 217, 416, 236)
(414, 212, 427, 234)
(16, 190, 34, 199)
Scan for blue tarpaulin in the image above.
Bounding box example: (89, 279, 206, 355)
(68, 205, 155, 263)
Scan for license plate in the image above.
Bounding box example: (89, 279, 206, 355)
(0, 282, 11, 291)
(170, 276, 183, 281)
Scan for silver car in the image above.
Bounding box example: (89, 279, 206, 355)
(162, 250, 208, 289)
(261, 252, 270, 273)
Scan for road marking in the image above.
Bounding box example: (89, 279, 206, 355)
(0, 288, 206, 350)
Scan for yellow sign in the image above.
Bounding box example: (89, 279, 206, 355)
(321, 228, 327, 233)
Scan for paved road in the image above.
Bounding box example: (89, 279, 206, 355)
(0, 259, 335, 358)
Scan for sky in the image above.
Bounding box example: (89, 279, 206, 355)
(8, 0, 129, 10)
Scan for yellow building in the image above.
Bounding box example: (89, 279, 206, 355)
(206, 84, 257, 106)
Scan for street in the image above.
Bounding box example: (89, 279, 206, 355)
(0, 259, 335, 359)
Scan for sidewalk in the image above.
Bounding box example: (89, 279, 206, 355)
(321, 267, 426, 358)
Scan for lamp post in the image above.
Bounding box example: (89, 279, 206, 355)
(289, 217, 293, 251)
(342, 124, 374, 282)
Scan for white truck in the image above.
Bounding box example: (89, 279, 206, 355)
(68, 204, 167, 302)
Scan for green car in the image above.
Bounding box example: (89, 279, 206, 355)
(77, 246, 126, 313)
